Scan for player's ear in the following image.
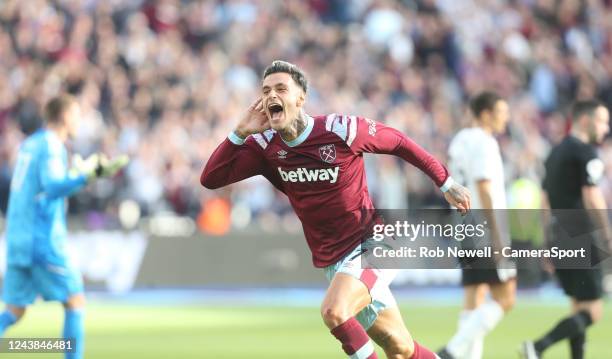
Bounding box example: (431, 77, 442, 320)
(297, 92, 305, 108)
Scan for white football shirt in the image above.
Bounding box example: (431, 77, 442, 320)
(448, 127, 507, 209)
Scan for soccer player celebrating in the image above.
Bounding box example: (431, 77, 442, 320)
(0, 94, 128, 359)
(438, 92, 516, 359)
(201, 60, 471, 359)
(521, 100, 611, 359)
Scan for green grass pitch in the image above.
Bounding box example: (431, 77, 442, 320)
(4, 299, 611, 358)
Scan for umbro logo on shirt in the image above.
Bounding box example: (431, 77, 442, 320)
(278, 167, 339, 184)
(277, 150, 288, 159)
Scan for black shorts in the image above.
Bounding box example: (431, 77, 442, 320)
(555, 268, 603, 301)
(460, 256, 516, 286)
(462, 268, 503, 285)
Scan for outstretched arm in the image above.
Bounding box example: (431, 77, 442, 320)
(331, 115, 470, 212)
(40, 148, 129, 200)
(39, 150, 87, 200)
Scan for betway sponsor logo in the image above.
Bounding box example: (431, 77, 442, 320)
(278, 166, 339, 183)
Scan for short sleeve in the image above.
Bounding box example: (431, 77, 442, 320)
(579, 147, 603, 186)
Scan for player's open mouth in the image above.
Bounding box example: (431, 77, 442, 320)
(268, 103, 284, 122)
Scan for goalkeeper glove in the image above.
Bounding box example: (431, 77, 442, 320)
(71, 153, 100, 181)
(96, 154, 130, 178)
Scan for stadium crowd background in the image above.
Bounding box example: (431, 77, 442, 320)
(1, 0, 612, 235)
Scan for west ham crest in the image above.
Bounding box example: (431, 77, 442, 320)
(319, 144, 336, 163)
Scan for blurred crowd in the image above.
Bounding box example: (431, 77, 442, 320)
(1, 0, 612, 233)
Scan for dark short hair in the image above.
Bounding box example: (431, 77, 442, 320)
(572, 99, 604, 122)
(469, 91, 502, 118)
(45, 94, 77, 124)
(263, 60, 308, 93)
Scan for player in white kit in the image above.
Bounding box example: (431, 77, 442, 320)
(438, 91, 516, 359)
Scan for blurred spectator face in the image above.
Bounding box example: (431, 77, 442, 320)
(587, 106, 610, 145)
(262, 72, 305, 131)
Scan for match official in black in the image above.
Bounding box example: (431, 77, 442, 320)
(521, 100, 611, 359)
